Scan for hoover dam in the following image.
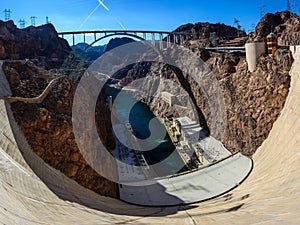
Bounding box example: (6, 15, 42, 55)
(0, 9, 300, 223)
(0, 42, 299, 224)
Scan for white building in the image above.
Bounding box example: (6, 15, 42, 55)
(161, 91, 178, 106)
(174, 117, 231, 165)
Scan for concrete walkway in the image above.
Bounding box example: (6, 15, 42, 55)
(6, 77, 61, 104)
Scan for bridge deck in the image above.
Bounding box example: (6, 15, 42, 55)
(58, 30, 192, 35)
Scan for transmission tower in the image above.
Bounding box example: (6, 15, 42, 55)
(46, 16, 51, 24)
(233, 18, 242, 37)
(291, 0, 297, 13)
(259, 2, 266, 18)
(19, 19, 26, 28)
(3, 9, 12, 21)
(30, 16, 37, 26)
(233, 18, 239, 26)
(287, 0, 292, 11)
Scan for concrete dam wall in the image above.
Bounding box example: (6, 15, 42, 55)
(0, 47, 299, 224)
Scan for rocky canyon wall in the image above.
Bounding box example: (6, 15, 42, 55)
(112, 12, 295, 156)
(1, 20, 118, 198)
(0, 20, 71, 60)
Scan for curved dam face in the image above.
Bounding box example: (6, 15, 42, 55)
(0, 47, 299, 225)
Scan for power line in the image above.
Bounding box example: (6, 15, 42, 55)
(3, 9, 12, 21)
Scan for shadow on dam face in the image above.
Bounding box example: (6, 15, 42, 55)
(3, 100, 192, 217)
(2, 97, 249, 218)
(0, 60, 250, 219)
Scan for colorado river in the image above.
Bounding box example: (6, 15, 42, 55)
(106, 86, 188, 176)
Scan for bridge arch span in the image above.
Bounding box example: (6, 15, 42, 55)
(86, 32, 160, 52)
(58, 30, 192, 50)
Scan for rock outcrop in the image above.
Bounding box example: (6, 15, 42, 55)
(172, 22, 247, 47)
(105, 37, 136, 52)
(249, 11, 300, 45)
(72, 43, 106, 62)
(3, 60, 117, 198)
(1, 21, 117, 198)
(113, 47, 292, 157)
(206, 49, 292, 156)
(113, 13, 294, 157)
(0, 20, 71, 60)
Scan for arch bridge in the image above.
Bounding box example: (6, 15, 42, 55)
(58, 30, 192, 49)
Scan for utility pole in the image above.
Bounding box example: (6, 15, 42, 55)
(19, 19, 26, 28)
(30, 16, 37, 26)
(3, 9, 12, 21)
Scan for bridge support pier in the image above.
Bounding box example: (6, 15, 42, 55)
(83, 33, 86, 50)
(159, 33, 163, 49)
(151, 33, 155, 47)
(180, 35, 184, 45)
(167, 35, 171, 48)
(174, 35, 177, 45)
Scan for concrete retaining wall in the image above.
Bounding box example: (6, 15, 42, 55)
(245, 42, 266, 72)
(290, 45, 300, 58)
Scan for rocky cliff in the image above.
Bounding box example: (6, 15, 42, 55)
(1, 20, 117, 198)
(3, 60, 117, 198)
(113, 13, 294, 157)
(172, 22, 246, 47)
(206, 49, 292, 155)
(105, 37, 136, 52)
(112, 48, 292, 156)
(249, 11, 300, 45)
(0, 20, 71, 60)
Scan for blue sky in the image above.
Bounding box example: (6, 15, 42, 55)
(2, 0, 296, 33)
